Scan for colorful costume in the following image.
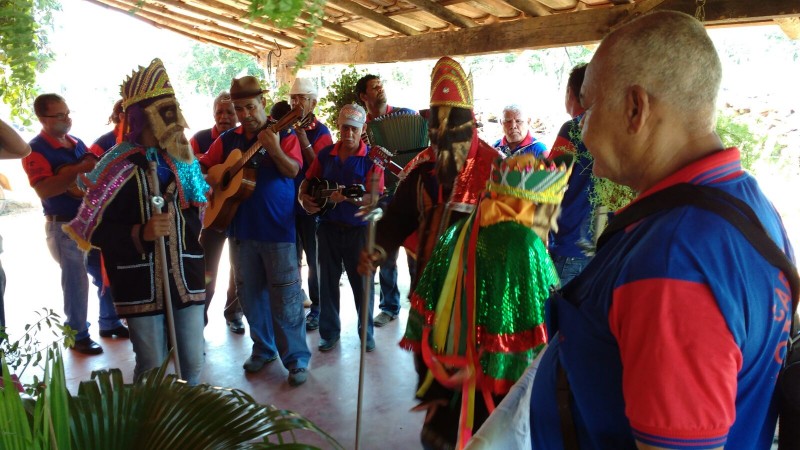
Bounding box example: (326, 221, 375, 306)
(531, 148, 794, 449)
(401, 153, 572, 449)
(64, 59, 209, 384)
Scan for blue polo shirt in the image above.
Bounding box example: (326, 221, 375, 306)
(530, 148, 794, 449)
(493, 131, 547, 158)
(23, 131, 88, 217)
(306, 140, 383, 227)
(200, 125, 302, 243)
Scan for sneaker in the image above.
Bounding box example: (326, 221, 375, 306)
(306, 311, 319, 331)
(318, 336, 340, 352)
(373, 311, 397, 327)
(288, 368, 308, 386)
(366, 339, 376, 353)
(243, 354, 278, 373)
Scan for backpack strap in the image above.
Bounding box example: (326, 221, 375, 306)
(557, 182, 799, 447)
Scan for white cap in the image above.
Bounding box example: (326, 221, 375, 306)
(290, 78, 318, 97)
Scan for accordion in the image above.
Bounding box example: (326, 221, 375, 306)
(366, 111, 429, 173)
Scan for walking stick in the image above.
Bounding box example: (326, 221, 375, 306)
(147, 160, 182, 379)
(355, 172, 383, 450)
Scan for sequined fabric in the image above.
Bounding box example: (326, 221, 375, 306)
(64, 142, 208, 249)
(400, 218, 557, 394)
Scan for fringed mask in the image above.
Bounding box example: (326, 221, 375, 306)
(429, 105, 474, 188)
(143, 96, 192, 163)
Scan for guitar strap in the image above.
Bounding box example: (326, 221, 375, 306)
(556, 182, 799, 449)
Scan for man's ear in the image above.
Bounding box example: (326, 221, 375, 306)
(626, 85, 650, 134)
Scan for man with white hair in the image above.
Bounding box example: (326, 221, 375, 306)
(492, 104, 546, 158)
(192, 91, 244, 334)
(289, 77, 333, 332)
(530, 11, 795, 450)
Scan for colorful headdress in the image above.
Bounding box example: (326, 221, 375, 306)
(121, 58, 175, 109)
(485, 153, 573, 205)
(429, 57, 473, 109)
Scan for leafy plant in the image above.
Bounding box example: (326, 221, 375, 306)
(0, 348, 344, 449)
(182, 44, 266, 99)
(319, 65, 367, 132)
(0, 0, 58, 125)
(716, 111, 767, 172)
(246, 0, 326, 71)
(0, 308, 74, 393)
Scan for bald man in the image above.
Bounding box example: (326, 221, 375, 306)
(529, 11, 794, 450)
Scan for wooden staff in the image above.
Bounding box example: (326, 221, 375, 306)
(147, 160, 182, 379)
(356, 172, 383, 450)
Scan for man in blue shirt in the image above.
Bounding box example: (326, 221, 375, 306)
(493, 104, 547, 158)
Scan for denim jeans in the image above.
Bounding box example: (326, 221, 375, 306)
(199, 228, 242, 323)
(378, 246, 401, 316)
(86, 249, 124, 331)
(551, 254, 592, 287)
(317, 223, 374, 344)
(231, 239, 310, 370)
(296, 213, 320, 313)
(45, 221, 90, 340)
(127, 303, 205, 385)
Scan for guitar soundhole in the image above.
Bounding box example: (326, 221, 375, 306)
(221, 171, 230, 189)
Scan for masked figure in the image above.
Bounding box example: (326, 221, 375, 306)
(64, 58, 209, 385)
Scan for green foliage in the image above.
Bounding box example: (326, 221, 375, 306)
(1, 347, 343, 449)
(246, 0, 326, 71)
(0, 0, 58, 125)
(182, 44, 266, 98)
(319, 65, 367, 132)
(0, 308, 74, 394)
(716, 112, 766, 172)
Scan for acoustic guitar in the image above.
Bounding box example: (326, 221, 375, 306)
(203, 105, 304, 231)
(307, 177, 365, 216)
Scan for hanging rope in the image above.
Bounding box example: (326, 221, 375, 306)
(695, 0, 706, 22)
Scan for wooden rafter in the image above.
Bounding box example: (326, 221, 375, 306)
(299, 12, 368, 42)
(151, 0, 305, 47)
(502, 0, 553, 17)
(279, 0, 800, 66)
(402, 0, 479, 28)
(84, 0, 260, 56)
(326, 0, 422, 35)
(97, 0, 284, 52)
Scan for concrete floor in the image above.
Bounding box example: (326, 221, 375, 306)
(2, 208, 423, 449)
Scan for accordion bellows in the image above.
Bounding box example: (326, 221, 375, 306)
(367, 111, 429, 154)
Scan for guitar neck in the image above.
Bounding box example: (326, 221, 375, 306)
(229, 105, 304, 175)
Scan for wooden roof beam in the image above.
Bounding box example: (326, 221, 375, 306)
(281, 0, 800, 66)
(100, 0, 284, 51)
(403, 0, 480, 28)
(152, 0, 306, 47)
(775, 16, 800, 39)
(85, 0, 260, 56)
(502, 0, 553, 17)
(326, 0, 422, 35)
(197, 1, 329, 45)
(299, 12, 368, 42)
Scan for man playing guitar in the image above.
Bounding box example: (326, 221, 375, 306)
(198, 76, 311, 387)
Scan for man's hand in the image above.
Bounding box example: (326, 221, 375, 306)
(143, 213, 170, 241)
(357, 248, 385, 276)
(299, 193, 321, 215)
(257, 127, 280, 153)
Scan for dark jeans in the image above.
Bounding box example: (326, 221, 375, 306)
(296, 213, 320, 313)
(317, 222, 374, 343)
(199, 228, 242, 324)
